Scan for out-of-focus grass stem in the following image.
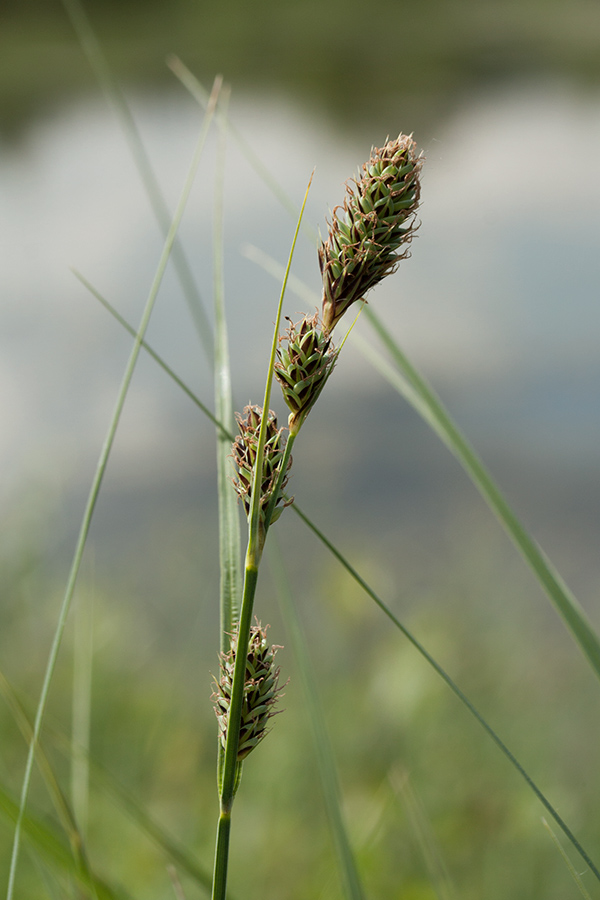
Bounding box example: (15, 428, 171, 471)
(268, 540, 366, 900)
(213, 84, 242, 655)
(60, 0, 214, 361)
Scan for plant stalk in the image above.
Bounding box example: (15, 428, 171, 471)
(211, 562, 259, 900)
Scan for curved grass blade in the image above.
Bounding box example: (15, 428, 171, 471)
(211, 173, 314, 900)
(0, 664, 225, 898)
(70, 271, 225, 434)
(5, 78, 223, 900)
(291, 502, 600, 885)
(388, 767, 456, 900)
(268, 539, 366, 900)
(361, 307, 600, 681)
(0, 785, 128, 900)
(541, 818, 593, 900)
(167, 57, 320, 247)
(59, 0, 214, 362)
(71, 582, 94, 862)
(213, 86, 242, 652)
(0, 668, 96, 894)
(213, 86, 242, 794)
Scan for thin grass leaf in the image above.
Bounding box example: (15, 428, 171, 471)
(541, 818, 594, 900)
(246, 171, 314, 562)
(0, 666, 96, 892)
(60, 0, 214, 362)
(388, 767, 455, 900)
(1, 663, 226, 898)
(268, 539, 366, 900)
(211, 174, 314, 900)
(70, 271, 225, 433)
(5, 78, 223, 900)
(362, 305, 600, 681)
(0, 785, 128, 900)
(290, 502, 600, 885)
(90, 764, 219, 897)
(244, 234, 600, 702)
(71, 582, 94, 850)
(213, 86, 242, 653)
(213, 86, 242, 794)
(167, 57, 320, 246)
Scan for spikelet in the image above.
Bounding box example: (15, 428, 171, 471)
(319, 134, 423, 333)
(213, 622, 283, 761)
(231, 405, 292, 533)
(274, 312, 338, 434)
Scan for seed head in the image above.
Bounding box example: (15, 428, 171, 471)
(319, 134, 423, 333)
(274, 313, 338, 434)
(213, 622, 283, 761)
(231, 405, 292, 531)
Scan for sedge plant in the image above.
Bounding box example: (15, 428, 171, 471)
(210, 135, 423, 900)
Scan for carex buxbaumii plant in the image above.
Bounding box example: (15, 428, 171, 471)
(7, 36, 600, 892)
(210, 134, 423, 900)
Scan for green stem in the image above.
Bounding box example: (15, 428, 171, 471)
(211, 809, 232, 900)
(263, 431, 297, 535)
(211, 563, 259, 900)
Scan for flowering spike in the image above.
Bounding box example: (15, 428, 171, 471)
(213, 622, 283, 761)
(274, 312, 338, 434)
(319, 134, 423, 333)
(231, 406, 293, 535)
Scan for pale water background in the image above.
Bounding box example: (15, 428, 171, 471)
(2, 79, 600, 527)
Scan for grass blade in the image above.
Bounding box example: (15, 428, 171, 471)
(59, 0, 214, 361)
(167, 57, 320, 246)
(0, 665, 224, 897)
(361, 306, 600, 681)
(268, 539, 366, 900)
(213, 86, 242, 652)
(388, 767, 455, 900)
(211, 173, 314, 900)
(5, 78, 223, 900)
(291, 501, 600, 885)
(71, 582, 94, 853)
(541, 818, 593, 900)
(0, 784, 123, 900)
(0, 669, 95, 891)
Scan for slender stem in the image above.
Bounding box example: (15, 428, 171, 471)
(211, 174, 313, 900)
(263, 431, 297, 535)
(213, 85, 241, 652)
(61, 0, 214, 362)
(268, 540, 366, 900)
(211, 564, 259, 900)
(211, 810, 232, 900)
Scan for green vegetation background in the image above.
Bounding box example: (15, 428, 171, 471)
(2, 1, 600, 897)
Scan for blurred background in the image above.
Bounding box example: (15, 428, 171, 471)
(2, 1, 600, 898)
